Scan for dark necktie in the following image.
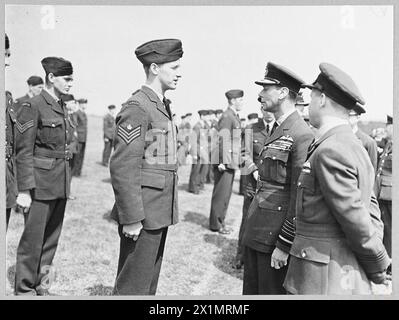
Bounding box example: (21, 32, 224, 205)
(163, 98, 172, 119)
(270, 121, 278, 135)
(306, 138, 317, 160)
(266, 123, 270, 134)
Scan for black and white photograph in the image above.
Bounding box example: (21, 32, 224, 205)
(2, 1, 395, 299)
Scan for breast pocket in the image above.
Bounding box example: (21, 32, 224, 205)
(262, 147, 290, 184)
(40, 118, 64, 144)
(146, 120, 174, 158)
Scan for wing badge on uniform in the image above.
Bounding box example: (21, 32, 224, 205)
(118, 124, 141, 145)
(15, 119, 34, 134)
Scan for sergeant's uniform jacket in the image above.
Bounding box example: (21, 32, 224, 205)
(110, 86, 178, 230)
(103, 113, 116, 140)
(74, 109, 88, 143)
(15, 90, 75, 200)
(374, 140, 392, 202)
(242, 111, 314, 253)
(355, 129, 378, 172)
(284, 125, 390, 294)
(216, 107, 241, 170)
(241, 118, 269, 197)
(5, 91, 18, 208)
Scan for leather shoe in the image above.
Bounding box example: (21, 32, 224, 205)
(218, 227, 232, 235)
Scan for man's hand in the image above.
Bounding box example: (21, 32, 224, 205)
(271, 247, 289, 269)
(104, 138, 109, 142)
(368, 271, 391, 285)
(218, 164, 226, 172)
(16, 191, 32, 213)
(122, 222, 143, 241)
(252, 170, 259, 181)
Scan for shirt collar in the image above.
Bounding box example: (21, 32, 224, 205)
(315, 117, 349, 141)
(143, 84, 164, 102)
(276, 108, 296, 126)
(43, 87, 60, 103)
(263, 119, 275, 128)
(28, 92, 34, 98)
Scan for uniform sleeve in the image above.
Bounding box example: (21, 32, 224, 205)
(314, 146, 390, 275)
(276, 130, 314, 252)
(109, 102, 149, 225)
(218, 114, 236, 167)
(15, 102, 38, 191)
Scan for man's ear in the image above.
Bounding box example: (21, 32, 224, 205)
(320, 92, 327, 108)
(149, 63, 159, 75)
(47, 73, 55, 84)
(279, 87, 289, 100)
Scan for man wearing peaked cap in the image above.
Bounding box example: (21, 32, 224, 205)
(284, 63, 391, 294)
(241, 62, 314, 294)
(110, 38, 183, 295)
(14, 56, 75, 295)
(209, 89, 244, 235)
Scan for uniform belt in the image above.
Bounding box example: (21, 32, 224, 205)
(35, 148, 72, 160)
(141, 162, 178, 172)
(257, 179, 287, 191)
(295, 220, 345, 239)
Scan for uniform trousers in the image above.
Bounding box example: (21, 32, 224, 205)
(15, 198, 67, 295)
(113, 226, 168, 295)
(236, 194, 254, 262)
(209, 166, 235, 231)
(188, 162, 204, 193)
(102, 139, 113, 166)
(243, 246, 287, 295)
(379, 200, 392, 257)
(72, 142, 86, 176)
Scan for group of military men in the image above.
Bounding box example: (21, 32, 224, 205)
(5, 33, 393, 296)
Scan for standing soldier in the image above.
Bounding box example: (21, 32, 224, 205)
(71, 98, 88, 176)
(188, 109, 208, 194)
(241, 62, 314, 294)
(284, 63, 390, 295)
(374, 114, 393, 264)
(5, 33, 25, 229)
(14, 56, 75, 295)
(348, 109, 378, 172)
(209, 89, 244, 234)
(110, 38, 183, 295)
(102, 104, 116, 166)
(234, 110, 274, 269)
(14, 76, 44, 109)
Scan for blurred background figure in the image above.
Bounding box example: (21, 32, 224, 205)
(374, 114, 393, 268)
(348, 108, 378, 172)
(63, 94, 79, 200)
(15, 75, 44, 109)
(72, 98, 88, 176)
(102, 104, 116, 167)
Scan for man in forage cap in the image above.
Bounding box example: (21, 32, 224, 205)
(14, 56, 75, 295)
(110, 39, 183, 295)
(284, 63, 390, 294)
(241, 62, 314, 294)
(14, 76, 44, 110)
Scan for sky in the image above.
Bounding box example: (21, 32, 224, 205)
(5, 5, 393, 122)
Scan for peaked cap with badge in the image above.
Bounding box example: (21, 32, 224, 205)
(255, 62, 305, 94)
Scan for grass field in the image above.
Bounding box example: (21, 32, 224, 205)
(6, 115, 245, 296)
(6, 115, 391, 296)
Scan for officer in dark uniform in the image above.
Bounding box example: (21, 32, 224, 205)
(209, 89, 244, 234)
(110, 38, 183, 295)
(14, 76, 44, 109)
(348, 109, 378, 172)
(284, 63, 390, 294)
(234, 110, 273, 269)
(241, 62, 314, 294)
(71, 98, 88, 176)
(188, 109, 209, 194)
(4, 33, 21, 229)
(102, 104, 117, 166)
(374, 114, 393, 260)
(14, 57, 75, 295)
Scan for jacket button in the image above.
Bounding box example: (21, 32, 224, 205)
(278, 206, 282, 211)
(260, 160, 263, 164)
(301, 250, 307, 258)
(52, 124, 55, 127)
(298, 182, 301, 186)
(272, 156, 276, 160)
